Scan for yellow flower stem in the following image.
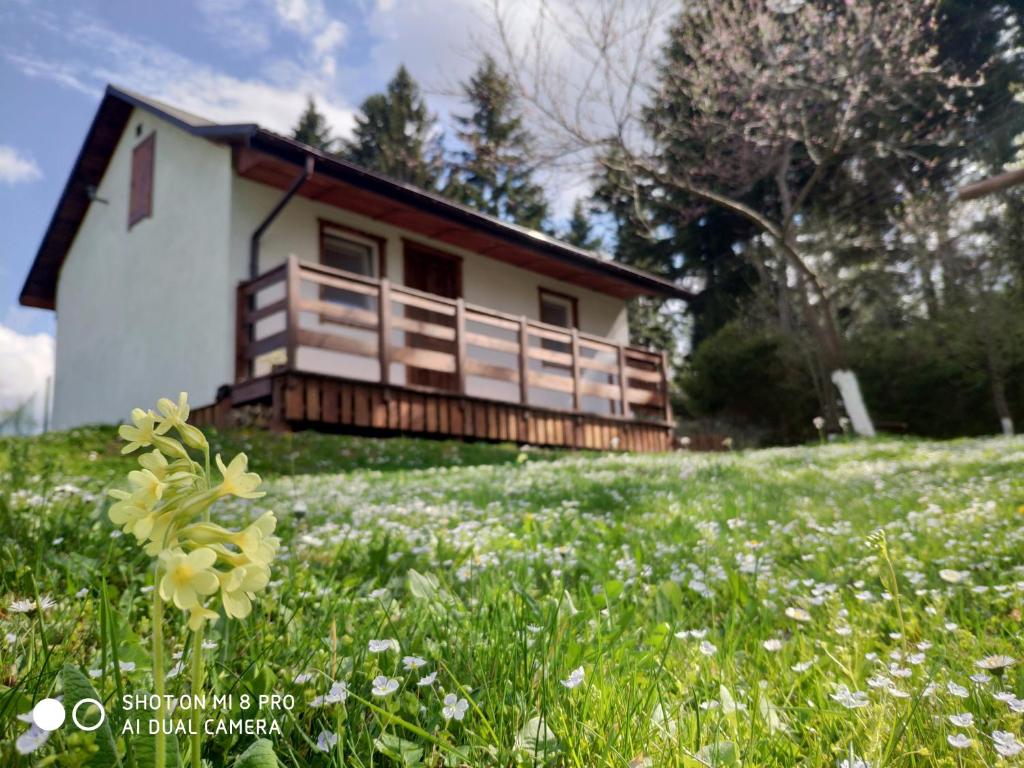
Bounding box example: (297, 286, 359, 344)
(152, 575, 167, 768)
(202, 445, 211, 522)
(190, 625, 204, 768)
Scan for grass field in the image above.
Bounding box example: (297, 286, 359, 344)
(2, 426, 1023, 767)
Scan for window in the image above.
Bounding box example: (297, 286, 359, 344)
(539, 288, 578, 329)
(319, 224, 383, 308)
(538, 288, 579, 367)
(128, 133, 155, 228)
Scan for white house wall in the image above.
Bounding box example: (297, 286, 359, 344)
(228, 175, 631, 398)
(52, 108, 234, 428)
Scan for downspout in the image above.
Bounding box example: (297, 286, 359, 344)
(249, 153, 315, 278)
(238, 152, 314, 387)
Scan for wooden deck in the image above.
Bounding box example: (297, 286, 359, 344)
(194, 256, 675, 451)
(192, 372, 673, 451)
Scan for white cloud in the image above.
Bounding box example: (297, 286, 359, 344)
(5, 6, 355, 136)
(195, 0, 273, 54)
(0, 145, 42, 185)
(0, 325, 54, 433)
(5, 0, 610, 221)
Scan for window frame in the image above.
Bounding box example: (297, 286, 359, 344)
(318, 219, 387, 279)
(317, 220, 387, 318)
(538, 287, 579, 330)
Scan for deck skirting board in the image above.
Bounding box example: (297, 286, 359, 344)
(191, 372, 673, 452)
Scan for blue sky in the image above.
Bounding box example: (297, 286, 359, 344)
(1, 0, 549, 418)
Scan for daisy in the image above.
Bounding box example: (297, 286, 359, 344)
(368, 639, 397, 654)
(417, 672, 437, 687)
(315, 729, 338, 753)
(9, 599, 35, 614)
(442, 693, 469, 721)
(830, 685, 869, 709)
(326, 681, 348, 703)
(976, 655, 1015, 672)
(371, 676, 399, 697)
(15, 722, 51, 755)
(947, 682, 969, 699)
(561, 666, 585, 689)
(993, 730, 1023, 758)
(785, 607, 811, 623)
(947, 733, 971, 749)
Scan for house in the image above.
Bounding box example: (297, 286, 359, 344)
(19, 86, 691, 451)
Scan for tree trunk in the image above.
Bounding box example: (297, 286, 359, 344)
(983, 338, 1014, 436)
(795, 270, 876, 437)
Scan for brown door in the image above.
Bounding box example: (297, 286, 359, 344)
(403, 243, 462, 390)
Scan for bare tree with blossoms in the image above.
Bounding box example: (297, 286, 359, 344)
(492, 0, 975, 430)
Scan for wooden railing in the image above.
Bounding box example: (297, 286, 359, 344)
(236, 255, 671, 423)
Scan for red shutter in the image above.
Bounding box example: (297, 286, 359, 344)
(128, 133, 155, 228)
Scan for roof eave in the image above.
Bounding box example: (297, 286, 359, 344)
(246, 130, 694, 301)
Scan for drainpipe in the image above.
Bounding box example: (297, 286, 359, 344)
(249, 154, 315, 278)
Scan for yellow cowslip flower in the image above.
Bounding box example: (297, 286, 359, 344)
(218, 564, 270, 619)
(235, 512, 279, 563)
(187, 604, 219, 631)
(108, 490, 156, 540)
(138, 450, 194, 486)
(127, 468, 167, 506)
(215, 453, 265, 499)
(158, 547, 220, 610)
(155, 392, 207, 450)
(180, 512, 279, 566)
(119, 409, 159, 453)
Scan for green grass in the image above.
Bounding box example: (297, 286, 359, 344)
(2, 428, 1024, 767)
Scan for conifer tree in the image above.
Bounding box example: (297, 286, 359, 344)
(445, 56, 548, 230)
(343, 66, 442, 188)
(562, 200, 602, 251)
(291, 97, 335, 151)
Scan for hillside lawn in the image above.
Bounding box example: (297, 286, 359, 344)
(1, 427, 1023, 767)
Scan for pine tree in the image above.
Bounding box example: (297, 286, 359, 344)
(342, 66, 442, 188)
(563, 200, 602, 251)
(445, 56, 548, 230)
(291, 97, 334, 152)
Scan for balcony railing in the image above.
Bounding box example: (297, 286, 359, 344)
(235, 255, 671, 422)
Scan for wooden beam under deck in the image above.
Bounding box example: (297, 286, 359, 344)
(191, 372, 673, 452)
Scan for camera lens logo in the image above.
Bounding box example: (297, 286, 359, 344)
(32, 699, 65, 731)
(32, 697, 106, 732)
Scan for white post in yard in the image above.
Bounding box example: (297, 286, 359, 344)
(831, 370, 876, 437)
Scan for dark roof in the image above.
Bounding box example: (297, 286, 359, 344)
(20, 85, 692, 309)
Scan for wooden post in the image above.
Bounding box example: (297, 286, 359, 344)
(570, 329, 582, 412)
(617, 344, 631, 419)
(378, 278, 391, 385)
(455, 298, 467, 394)
(518, 317, 530, 405)
(235, 283, 248, 383)
(285, 254, 300, 370)
(660, 350, 673, 424)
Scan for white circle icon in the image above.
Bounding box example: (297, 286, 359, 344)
(72, 698, 106, 732)
(32, 698, 66, 731)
